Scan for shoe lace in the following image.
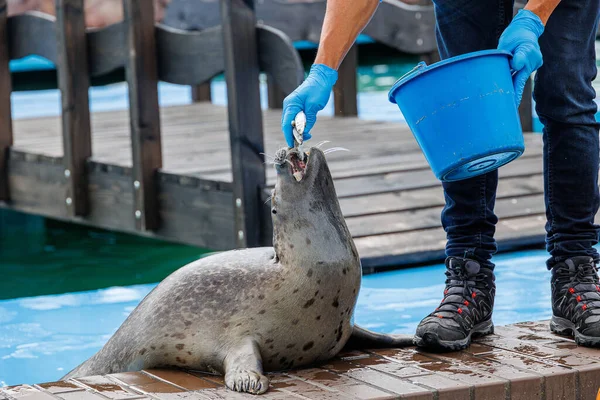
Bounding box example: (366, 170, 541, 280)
(554, 260, 600, 312)
(436, 263, 490, 317)
(555, 260, 599, 287)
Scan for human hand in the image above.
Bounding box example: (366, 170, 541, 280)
(497, 9, 544, 106)
(281, 64, 338, 148)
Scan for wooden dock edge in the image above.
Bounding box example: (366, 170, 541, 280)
(3, 150, 235, 250)
(1, 148, 549, 274)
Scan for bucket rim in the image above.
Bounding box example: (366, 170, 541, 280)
(387, 49, 512, 104)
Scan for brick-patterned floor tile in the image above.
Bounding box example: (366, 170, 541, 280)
(407, 350, 507, 400)
(493, 325, 560, 344)
(424, 350, 542, 400)
(109, 373, 156, 388)
(35, 381, 82, 394)
(405, 374, 470, 400)
(147, 393, 214, 400)
(186, 373, 224, 387)
(478, 347, 576, 400)
(268, 378, 348, 400)
(110, 372, 184, 396)
(370, 348, 444, 366)
(290, 368, 397, 400)
(72, 376, 144, 399)
(2, 385, 60, 400)
(478, 335, 571, 359)
(56, 390, 113, 399)
(321, 356, 433, 399)
(10, 319, 600, 399)
(143, 370, 219, 391)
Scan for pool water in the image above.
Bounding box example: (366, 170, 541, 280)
(0, 246, 568, 387)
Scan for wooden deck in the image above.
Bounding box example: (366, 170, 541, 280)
(5, 101, 548, 270)
(3, 320, 600, 400)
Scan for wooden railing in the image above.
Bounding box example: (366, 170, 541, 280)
(0, 0, 11, 203)
(0, 0, 303, 247)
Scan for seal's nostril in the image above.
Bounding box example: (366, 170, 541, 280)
(272, 209, 277, 215)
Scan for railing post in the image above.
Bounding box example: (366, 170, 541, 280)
(333, 44, 358, 117)
(267, 74, 285, 109)
(518, 76, 533, 132)
(220, 0, 266, 248)
(123, 0, 163, 231)
(191, 82, 212, 102)
(0, 0, 12, 202)
(56, 0, 92, 216)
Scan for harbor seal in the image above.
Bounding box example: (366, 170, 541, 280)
(62, 146, 413, 394)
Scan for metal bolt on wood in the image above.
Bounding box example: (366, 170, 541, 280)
(236, 198, 242, 208)
(134, 180, 140, 190)
(66, 197, 72, 205)
(135, 210, 142, 219)
(238, 230, 244, 241)
(64, 169, 71, 178)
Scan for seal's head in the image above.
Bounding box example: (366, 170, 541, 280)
(270, 147, 359, 266)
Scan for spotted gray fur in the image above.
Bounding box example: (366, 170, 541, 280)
(61, 147, 413, 395)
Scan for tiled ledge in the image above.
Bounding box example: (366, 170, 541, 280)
(3, 321, 600, 400)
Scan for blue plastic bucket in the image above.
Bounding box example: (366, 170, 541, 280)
(388, 49, 524, 182)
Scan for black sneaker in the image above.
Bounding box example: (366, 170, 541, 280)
(414, 256, 496, 351)
(550, 256, 600, 347)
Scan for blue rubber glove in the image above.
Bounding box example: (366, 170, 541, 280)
(281, 64, 338, 148)
(497, 9, 544, 107)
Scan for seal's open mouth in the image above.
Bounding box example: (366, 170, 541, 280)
(289, 151, 307, 182)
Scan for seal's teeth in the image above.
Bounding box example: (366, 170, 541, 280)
(293, 171, 303, 182)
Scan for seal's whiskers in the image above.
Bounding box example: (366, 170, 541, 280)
(323, 147, 350, 155)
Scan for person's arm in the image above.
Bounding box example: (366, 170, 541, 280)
(524, 0, 561, 24)
(280, 1, 380, 147)
(314, 0, 380, 69)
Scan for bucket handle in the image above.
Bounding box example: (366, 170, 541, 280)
(395, 61, 427, 83)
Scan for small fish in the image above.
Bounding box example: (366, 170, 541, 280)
(291, 111, 306, 148)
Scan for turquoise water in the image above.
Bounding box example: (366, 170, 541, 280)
(0, 246, 562, 387)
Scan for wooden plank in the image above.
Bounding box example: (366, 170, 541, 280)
(155, 24, 224, 86)
(4, 151, 234, 250)
(333, 44, 358, 117)
(347, 193, 545, 238)
(0, 0, 11, 202)
(7, 13, 57, 63)
(163, 0, 438, 54)
(220, 0, 266, 248)
(330, 154, 543, 199)
(267, 74, 285, 109)
(338, 174, 544, 218)
(123, 0, 163, 231)
(355, 213, 547, 269)
(191, 82, 212, 103)
(56, 0, 92, 216)
(257, 24, 303, 96)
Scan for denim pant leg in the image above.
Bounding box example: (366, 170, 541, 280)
(533, 0, 600, 268)
(433, 0, 514, 267)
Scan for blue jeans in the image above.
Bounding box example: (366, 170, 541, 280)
(433, 0, 600, 268)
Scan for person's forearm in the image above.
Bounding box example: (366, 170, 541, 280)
(524, 0, 561, 24)
(314, 0, 379, 69)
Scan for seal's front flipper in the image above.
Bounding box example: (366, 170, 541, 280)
(224, 337, 270, 395)
(345, 325, 415, 349)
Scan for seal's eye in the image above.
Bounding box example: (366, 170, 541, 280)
(271, 208, 277, 215)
